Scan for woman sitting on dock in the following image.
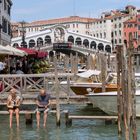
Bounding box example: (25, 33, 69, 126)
(7, 88, 21, 128)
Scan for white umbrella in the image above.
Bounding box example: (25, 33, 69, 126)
(6, 45, 28, 56)
(0, 45, 14, 55)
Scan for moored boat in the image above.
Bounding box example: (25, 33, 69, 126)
(70, 70, 118, 95)
(87, 90, 140, 117)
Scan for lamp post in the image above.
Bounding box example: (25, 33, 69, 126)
(0, 0, 2, 45)
(20, 21, 26, 48)
(0, 24, 2, 45)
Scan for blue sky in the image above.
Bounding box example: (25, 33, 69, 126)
(11, 0, 140, 22)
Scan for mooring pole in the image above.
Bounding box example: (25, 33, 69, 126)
(121, 42, 130, 140)
(54, 56, 61, 126)
(116, 45, 122, 136)
(128, 33, 137, 140)
(101, 53, 107, 92)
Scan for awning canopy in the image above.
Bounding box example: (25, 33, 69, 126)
(17, 47, 37, 55)
(76, 69, 101, 78)
(6, 45, 27, 56)
(0, 45, 27, 56)
(17, 47, 48, 58)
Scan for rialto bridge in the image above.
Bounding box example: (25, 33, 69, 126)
(11, 24, 112, 56)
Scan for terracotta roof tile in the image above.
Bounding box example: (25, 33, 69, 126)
(26, 16, 98, 27)
(124, 17, 137, 23)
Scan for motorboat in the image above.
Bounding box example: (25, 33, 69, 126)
(70, 70, 118, 95)
(87, 90, 140, 116)
(86, 73, 140, 116)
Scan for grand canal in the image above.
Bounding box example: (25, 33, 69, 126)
(0, 104, 140, 140)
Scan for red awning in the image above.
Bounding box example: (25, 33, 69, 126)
(17, 47, 37, 55)
(37, 51, 48, 58)
(17, 47, 48, 57)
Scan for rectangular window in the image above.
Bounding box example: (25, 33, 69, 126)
(8, 22, 10, 35)
(76, 24, 78, 28)
(73, 24, 75, 28)
(138, 25, 140, 30)
(4, 0, 6, 10)
(3, 19, 7, 33)
(8, 5, 11, 15)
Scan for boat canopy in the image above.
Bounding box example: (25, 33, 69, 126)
(76, 69, 101, 78)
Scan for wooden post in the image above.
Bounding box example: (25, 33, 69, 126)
(116, 45, 122, 136)
(70, 53, 74, 73)
(107, 53, 111, 72)
(67, 76, 70, 103)
(87, 54, 91, 69)
(54, 56, 61, 126)
(64, 56, 67, 72)
(75, 52, 78, 74)
(25, 113, 33, 125)
(101, 53, 107, 92)
(121, 42, 130, 140)
(65, 55, 69, 73)
(65, 111, 72, 127)
(128, 33, 137, 140)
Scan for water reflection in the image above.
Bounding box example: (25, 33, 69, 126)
(1, 105, 140, 140)
(9, 128, 21, 140)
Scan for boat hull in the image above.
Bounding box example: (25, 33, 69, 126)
(70, 84, 118, 95)
(87, 91, 140, 116)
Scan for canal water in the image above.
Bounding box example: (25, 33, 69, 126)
(0, 104, 140, 140)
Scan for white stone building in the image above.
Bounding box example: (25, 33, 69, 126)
(92, 5, 138, 49)
(12, 16, 97, 38)
(11, 5, 139, 50)
(0, 0, 12, 45)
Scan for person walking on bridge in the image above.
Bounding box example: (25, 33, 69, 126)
(36, 89, 51, 128)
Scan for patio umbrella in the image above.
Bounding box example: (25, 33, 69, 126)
(0, 45, 27, 56)
(0, 45, 13, 55)
(6, 45, 28, 56)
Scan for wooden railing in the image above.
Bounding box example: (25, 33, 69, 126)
(0, 73, 74, 96)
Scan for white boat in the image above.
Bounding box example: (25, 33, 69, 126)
(86, 73, 140, 115)
(87, 89, 140, 117)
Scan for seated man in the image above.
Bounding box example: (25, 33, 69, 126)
(36, 89, 51, 128)
(7, 88, 21, 128)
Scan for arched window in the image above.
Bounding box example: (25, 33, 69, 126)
(98, 43, 104, 51)
(83, 39, 89, 47)
(75, 37, 82, 45)
(21, 41, 27, 48)
(29, 39, 35, 48)
(45, 35, 51, 44)
(68, 36, 74, 44)
(13, 43, 19, 48)
(37, 37, 43, 47)
(90, 41, 96, 49)
(105, 45, 111, 53)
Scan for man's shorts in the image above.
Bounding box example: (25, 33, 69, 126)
(36, 107, 49, 113)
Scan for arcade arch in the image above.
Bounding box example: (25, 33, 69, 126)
(90, 41, 96, 49)
(68, 36, 74, 44)
(98, 43, 104, 51)
(29, 39, 35, 48)
(83, 39, 89, 47)
(37, 37, 43, 47)
(45, 35, 52, 44)
(75, 37, 82, 45)
(21, 41, 27, 48)
(105, 45, 111, 53)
